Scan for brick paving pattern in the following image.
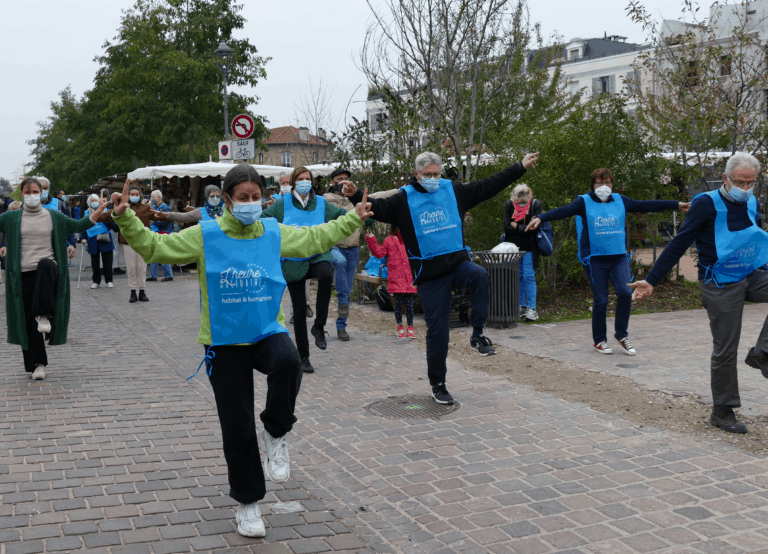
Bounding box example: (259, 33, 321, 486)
(1, 274, 768, 553)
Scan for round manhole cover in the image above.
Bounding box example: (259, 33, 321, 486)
(508, 336, 526, 339)
(616, 363, 639, 368)
(366, 396, 461, 420)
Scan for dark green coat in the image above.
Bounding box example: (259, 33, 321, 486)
(0, 209, 95, 349)
(262, 192, 347, 282)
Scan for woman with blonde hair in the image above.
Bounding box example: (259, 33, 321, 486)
(504, 183, 542, 321)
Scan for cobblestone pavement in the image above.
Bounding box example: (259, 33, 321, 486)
(482, 304, 768, 416)
(2, 275, 768, 553)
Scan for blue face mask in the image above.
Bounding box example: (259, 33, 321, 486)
(129, 196, 140, 204)
(90, 202, 99, 209)
(208, 197, 220, 207)
(295, 181, 312, 196)
(231, 201, 262, 225)
(41, 190, 49, 200)
(421, 177, 441, 193)
(728, 180, 753, 203)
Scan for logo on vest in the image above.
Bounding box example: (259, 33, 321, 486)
(723, 243, 758, 271)
(219, 265, 269, 299)
(593, 215, 622, 236)
(418, 208, 456, 234)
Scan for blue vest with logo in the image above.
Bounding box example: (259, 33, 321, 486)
(701, 190, 768, 285)
(43, 197, 60, 212)
(404, 179, 465, 260)
(281, 194, 326, 262)
(575, 193, 626, 263)
(201, 209, 212, 221)
(201, 217, 287, 346)
(84, 209, 110, 238)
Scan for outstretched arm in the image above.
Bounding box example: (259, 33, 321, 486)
(622, 196, 690, 214)
(151, 208, 202, 224)
(455, 153, 538, 212)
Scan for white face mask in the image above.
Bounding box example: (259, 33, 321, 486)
(594, 185, 612, 201)
(24, 194, 41, 208)
(280, 184, 292, 194)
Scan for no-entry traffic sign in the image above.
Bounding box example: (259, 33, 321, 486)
(232, 114, 255, 139)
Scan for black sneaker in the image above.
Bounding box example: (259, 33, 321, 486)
(300, 357, 314, 374)
(160, 277, 173, 282)
(710, 408, 747, 434)
(338, 303, 350, 317)
(745, 347, 768, 379)
(146, 277, 157, 282)
(114, 268, 126, 275)
(129, 290, 138, 303)
(306, 305, 313, 318)
(138, 290, 149, 302)
(311, 325, 327, 350)
(289, 315, 294, 325)
(431, 383, 454, 405)
(470, 335, 496, 356)
(337, 329, 350, 341)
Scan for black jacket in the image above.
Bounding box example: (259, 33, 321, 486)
(350, 162, 527, 285)
(504, 198, 543, 269)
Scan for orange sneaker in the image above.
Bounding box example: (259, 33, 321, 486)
(397, 325, 405, 338)
(407, 326, 416, 339)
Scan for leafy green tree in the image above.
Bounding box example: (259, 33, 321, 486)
(29, 0, 269, 190)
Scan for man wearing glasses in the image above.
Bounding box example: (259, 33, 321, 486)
(343, 151, 538, 404)
(631, 152, 768, 435)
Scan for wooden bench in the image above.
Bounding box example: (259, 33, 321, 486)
(354, 273, 388, 305)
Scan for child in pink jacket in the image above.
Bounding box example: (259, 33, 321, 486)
(366, 226, 417, 338)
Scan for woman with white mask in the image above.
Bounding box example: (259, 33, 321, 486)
(151, 184, 225, 225)
(527, 168, 689, 356)
(80, 193, 119, 289)
(107, 164, 373, 539)
(0, 177, 107, 380)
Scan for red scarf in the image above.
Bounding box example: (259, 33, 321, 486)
(513, 200, 531, 222)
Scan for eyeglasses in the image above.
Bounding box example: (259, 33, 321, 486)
(421, 172, 441, 179)
(727, 176, 756, 189)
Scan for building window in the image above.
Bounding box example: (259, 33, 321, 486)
(370, 112, 384, 133)
(570, 81, 580, 95)
(258, 152, 264, 163)
(569, 48, 579, 59)
(720, 55, 732, 76)
(599, 76, 610, 93)
(281, 151, 291, 167)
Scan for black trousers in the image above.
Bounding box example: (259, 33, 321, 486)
(21, 259, 59, 372)
(287, 261, 333, 359)
(206, 332, 302, 504)
(91, 250, 114, 284)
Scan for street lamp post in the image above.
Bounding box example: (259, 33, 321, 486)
(213, 41, 235, 141)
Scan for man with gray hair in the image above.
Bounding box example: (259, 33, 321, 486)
(344, 151, 538, 404)
(631, 151, 768, 434)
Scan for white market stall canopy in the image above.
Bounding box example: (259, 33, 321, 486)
(127, 162, 291, 181)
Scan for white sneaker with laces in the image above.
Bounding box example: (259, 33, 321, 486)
(107, 282, 114, 288)
(235, 502, 265, 537)
(262, 429, 290, 483)
(614, 334, 637, 356)
(35, 316, 51, 334)
(32, 365, 46, 380)
(594, 341, 613, 354)
(90, 283, 100, 289)
(525, 308, 539, 321)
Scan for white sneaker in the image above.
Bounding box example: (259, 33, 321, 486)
(35, 316, 51, 334)
(594, 341, 613, 354)
(235, 502, 265, 537)
(90, 283, 100, 289)
(106, 282, 114, 288)
(32, 365, 46, 380)
(614, 334, 637, 356)
(262, 429, 290, 483)
(525, 308, 539, 321)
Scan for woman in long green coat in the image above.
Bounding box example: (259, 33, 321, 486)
(0, 177, 106, 379)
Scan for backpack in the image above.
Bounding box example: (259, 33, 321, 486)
(536, 222, 554, 256)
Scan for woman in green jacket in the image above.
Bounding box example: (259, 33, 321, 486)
(0, 177, 106, 380)
(261, 166, 348, 374)
(110, 164, 373, 539)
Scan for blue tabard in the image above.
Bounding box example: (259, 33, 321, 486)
(201, 209, 212, 221)
(201, 217, 287, 346)
(281, 194, 326, 262)
(701, 190, 768, 285)
(575, 193, 626, 263)
(84, 209, 109, 238)
(404, 179, 465, 260)
(43, 198, 60, 212)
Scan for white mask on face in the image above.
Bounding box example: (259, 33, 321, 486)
(594, 185, 612, 202)
(280, 185, 292, 194)
(24, 194, 41, 208)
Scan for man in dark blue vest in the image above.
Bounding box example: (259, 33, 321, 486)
(344, 151, 538, 405)
(631, 152, 768, 434)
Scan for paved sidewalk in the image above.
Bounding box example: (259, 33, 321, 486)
(2, 277, 768, 553)
(483, 305, 768, 415)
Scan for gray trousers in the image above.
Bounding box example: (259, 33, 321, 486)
(700, 270, 768, 408)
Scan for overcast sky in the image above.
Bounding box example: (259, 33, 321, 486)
(0, 0, 680, 182)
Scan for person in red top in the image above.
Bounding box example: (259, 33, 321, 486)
(366, 225, 418, 338)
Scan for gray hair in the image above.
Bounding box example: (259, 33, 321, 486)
(511, 183, 532, 202)
(415, 152, 443, 173)
(725, 152, 761, 176)
(88, 193, 100, 203)
(37, 176, 50, 187)
(151, 190, 163, 199)
(279, 170, 291, 179)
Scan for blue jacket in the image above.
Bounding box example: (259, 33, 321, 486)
(79, 211, 118, 255)
(150, 203, 173, 233)
(647, 190, 764, 286)
(539, 191, 680, 262)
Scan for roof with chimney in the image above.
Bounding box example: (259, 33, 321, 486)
(263, 126, 329, 146)
(528, 34, 647, 66)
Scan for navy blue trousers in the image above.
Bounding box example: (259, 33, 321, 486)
(417, 261, 490, 386)
(584, 255, 632, 344)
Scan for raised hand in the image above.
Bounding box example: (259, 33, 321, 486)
(628, 280, 654, 301)
(679, 202, 691, 212)
(522, 152, 540, 169)
(89, 197, 108, 222)
(151, 209, 169, 221)
(525, 217, 541, 232)
(67, 245, 76, 259)
(0, 246, 6, 258)
(355, 188, 374, 221)
(112, 179, 132, 216)
(342, 181, 358, 197)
